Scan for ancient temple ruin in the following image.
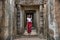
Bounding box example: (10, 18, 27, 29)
(0, 0, 60, 40)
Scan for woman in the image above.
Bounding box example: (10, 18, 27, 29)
(26, 15, 32, 34)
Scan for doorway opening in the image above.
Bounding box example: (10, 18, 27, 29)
(24, 10, 36, 30)
(24, 10, 37, 35)
(25, 13, 34, 29)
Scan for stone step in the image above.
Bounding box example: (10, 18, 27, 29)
(14, 37, 47, 40)
(20, 35, 38, 38)
(14, 30, 47, 40)
(14, 34, 47, 40)
(14, 35, 38, 39)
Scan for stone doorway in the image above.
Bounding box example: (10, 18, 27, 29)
(24, 10, 37, 35)
(16, 6, 40, 36)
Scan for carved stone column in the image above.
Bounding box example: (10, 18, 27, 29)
(39, 0, 44, 37)
(16, 4, 21, 34)
(16, 5, 24, 35)
(19, 5, 24, 34)
(47, 0, 58, 40)
(4, 0, 9, 40)
(9, 0, 15, 40)
(5, 0, 15, 40)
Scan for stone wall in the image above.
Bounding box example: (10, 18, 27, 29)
(0, 0, 5, 40)
(55, 0, 60, 34)
(0, 0, 60, 40)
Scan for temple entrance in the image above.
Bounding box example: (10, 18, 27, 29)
(24, 10, 37, 35)
(24, 11, 35, 29)
(16, 6, 41, 36)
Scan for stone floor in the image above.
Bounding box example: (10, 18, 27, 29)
(24, 30, 37, 35)
(14, 30, 47, 40)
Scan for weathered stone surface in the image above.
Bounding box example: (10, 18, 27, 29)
(55, 0, 60, 34)
(14, 37, 47, 40)
(0, 1, 5, 40)
(0, 0, 60, 40)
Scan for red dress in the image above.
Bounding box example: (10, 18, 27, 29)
(27, 18, 32, 33)
(27, 22, 32, 33)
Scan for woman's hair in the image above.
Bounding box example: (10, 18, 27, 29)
(27, 15, 32, 18)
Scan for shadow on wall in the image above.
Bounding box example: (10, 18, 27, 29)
(0, 28, 4, 40)
(58, 0, 60, 2)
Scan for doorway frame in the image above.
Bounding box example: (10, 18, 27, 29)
(22, 6, 40, 35)
(24, 10, 36, 29)
(15, 5, 40, 36)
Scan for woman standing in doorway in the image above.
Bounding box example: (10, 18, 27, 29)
(26, 15, 32, 35)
